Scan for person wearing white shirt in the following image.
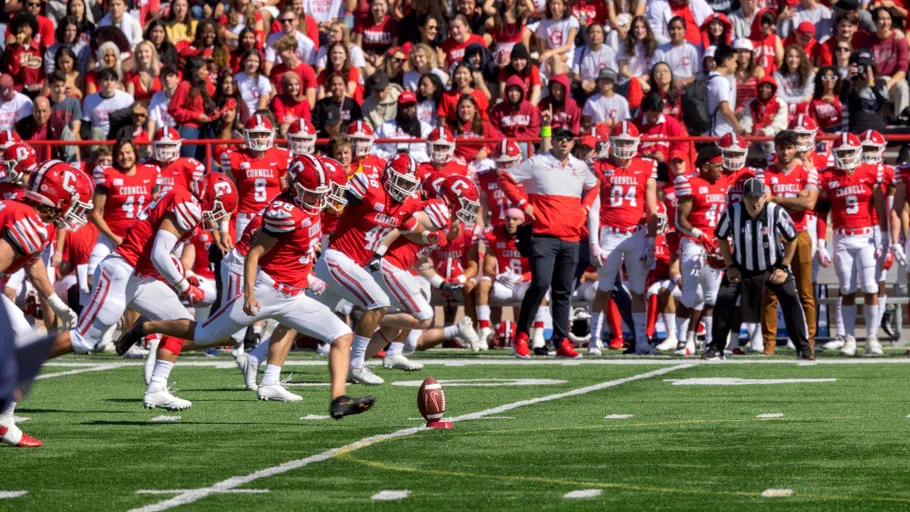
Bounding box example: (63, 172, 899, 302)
(304, 0, 346, 25)
(373, 95, 434, 162)
(783, 0, 832, 39)
(532, 0, 580, 75)
(705, 45, 744, 136)
(264, 9, 316, 74)
(572, 23, 619, 98)
(96, 0, 143, 49)
(148, 67, 180, 135)
(236, 51, 273, 115)
(0, 74, 33, 132)
(82, 68, 135, 138)
(653, 17, 701, 86)
(646, 0, 713, 44)
(581, 67, 630, 130)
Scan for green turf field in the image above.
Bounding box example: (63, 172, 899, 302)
(6, 351, 910, 511)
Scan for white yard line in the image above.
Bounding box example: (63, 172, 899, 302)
(36, 364, 126, 380)
(129, 364, 693, 512)
(370, 490, 411, 501)
(136, 490, 269, 495)
(563, 489, 603, 499)
(0, 491, 28, 499)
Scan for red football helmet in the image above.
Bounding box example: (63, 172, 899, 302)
(609, 121, 640, 160)
(151, 127, 182, 162)
(789, 114, 818, 153)
(0, 130, 21, 152)
(426, 127, 455, 165)
(318, 156, 349, 213)
(287, 119, 317, 156)
(244, 114, 275, 152)
(2, 143, 37, 184)
(288, 155, 332, 211)
(346, 121, 374, 158)
(193, 172, 239, 230)
(832, 132, 862, 171)
(25, 161, 94, 229)
(493, 320, 517, 348)
(705, 245, 726, 270)
(717, 133, 748, 171)
(492, 139, 522, 169)
(384, 153, 420, 201)
(860, 129, 886, 165)
(439, 175, 481, 224)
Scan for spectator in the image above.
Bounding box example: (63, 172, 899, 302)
(272, 71, 312, 132)
(841, 49, 889, 132)
(280, 0, 320, 54)
(361, 71, 401, 129)
(148, 65, 180, 134)
(167, 57, 215, 157)
(401, 14, 447, 66)
(353, 0, 398, 75)
(66, 0, 96, 43)
(732, 39, 760, 115)
(53, 47, 83, 100)
(213, 69, 251, 124)
(806, 66, 844, 131)
(832, 0, 876, 34)
(268, 34, 317, 106)
(82, 68, 134, 139)
(16, 96, 74, 161)
(229, 27, 262, 72)
(498, 43, 541, 104)
(773, 45, 815, 115)
(607, 0, 646, 42)
(317, 42, 361, 102)
(0, 74, 33, 132)
(740, 75, 788, 136)
(264, 8, 316, 74)
(649, 61, 684, 121)
(313, 103, 346, 138)
(313, 73, 363, 131)
(220, 0, 265, 52)
(314, 20, 366, 74)
(456, 0, 494, 46)
(706, 44, 744, 135)
(618, 15, 658, 91)
(533, 0, 579, 76)
(833, 40, 853, 79)
(235, 49, 273, 117)
(448, 94, 502, 164)
(403, 43, 448, 91)
(539, 73, 581, 134)
(145, 20, 180, 70)
(97, 0, 143, 49)
(179, 19, 227, 66)
(107, 102, 150, 149)
(43, 16, 91, 76)
(787, 0, 833, 40)
(303, 0, 349, 29)
(84, 42, 123, 96)
(491, 75, 541, 139)
(634, 92, 689, 163)
(729, 0, 759, 40)
(491, 0, 531, 67)
(165, 0, 198, 46)
(572, 24, 618, 103)
(416, 72, 443, 127)
(439, 63, 490, 122)
(373, 90, 433, 161)
(581, 67, 630, 129)
(442, 14, 488, 67)
(212, 99, 242, 164)
(2, 14, 45, 98)
(46, 70, 83, 142)
(816, 11, 863, 67)
(22, 0, 54, 47)
(700, 12, 734, 49)
(784, 22, 819, 63)
(464, 42, 498, 95)
(383, 47, 407, 88)
(654, 16, 702, 87)
(749, 8, 784, 75)
(870, 6, 909, 116)
(646, 0, 713, 45)
(124, 41, 162, 104)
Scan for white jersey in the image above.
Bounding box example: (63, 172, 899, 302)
(572, 44, 619, 82)
(653, 42, 701, 80)
(617, 42, 655, 78)
(582, 93, 631, 124)
(534, 17, 580, 67)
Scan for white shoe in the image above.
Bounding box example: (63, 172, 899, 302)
(257, 383, 302, 402)
(230, 341, 244, 358)
(588, 339, 603, 356)
(316, 343, 330, 357)
(478, 327, 492, 350)
(747, 336, 765, 353)
(122, 343, 147, 360)
(144, 337, 160, 386)
(785, 339, 797, 351)
(457, 317, 481, 352)
(674, 339, 695, 356)
(840, 336, 857, 357)
(348, 365, 384, 385)
(383, 354, 424, 371)
(531, 328, 546, 349)
(865, 338, 884, 356)
(695, 339, 705, 353)
(235, 353, 259, 391)
(824, 337, 846, 351)
(144, 388, 192, 410)
(655, 336, 678, 352)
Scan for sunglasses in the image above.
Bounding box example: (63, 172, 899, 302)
(836, 47, 851, 52)
(392, 57, 405, 64)
(821, 75, 838, 81)
(26, 2, 40, 6)
(280, 18, 295, 23)
(553, 134, 574, 142)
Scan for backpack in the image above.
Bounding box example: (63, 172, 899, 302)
(681, 77, 713, 135)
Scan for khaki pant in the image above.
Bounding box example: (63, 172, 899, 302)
(762, 231, 816, 353)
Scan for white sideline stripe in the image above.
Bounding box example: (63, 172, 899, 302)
(371, 490, 411, 501)
(761, 489, 795, 497)
(129, 364, 693, 512)
(604, 414, 634, 419)
(137, 490, 270, 495)
(756, 413, 784, 418)
(150, 416, 182, 422)
(564, 489, 603, 499)
(37, 364, 125, 380)
(300, 415, 331, 420)
(0, 491, 27, 499)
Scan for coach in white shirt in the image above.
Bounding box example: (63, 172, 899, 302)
(706, 45, 745, 136)
(653, 16, 701, 87)
(581, 68, 630, 129)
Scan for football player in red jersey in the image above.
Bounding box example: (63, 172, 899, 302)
(0, 143, 36, 200)
(347, 121, 385, 176)
(644, 202, 681, 348)
(817, 133, 888, 356)
(222, 115, 291, 241)
(431, 215, 483, 329)
(790, 114, 829, 293)
(118, 157, 376, 419)
(418, 127, 469, 197)
(674, 146, 729, 356)
(860, 130, 896, 339)
(587, 122, 659, 355)
(313, 153, 423, 386)
(476, 139, 524, 229)
(718, 133, 764, 206)
(146, 127, 207, 195)
(286, 118, 317, 157)
(2, 161, 93, 448)
(54, 173, 239, 411)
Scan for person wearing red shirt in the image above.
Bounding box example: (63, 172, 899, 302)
(145, 127, 207, 195)
(2, 14, 45, 96)
(741, 75, 789, 136)
(490, 75, 541, 139)
(22, 1, 54, 47)
(353, 0, 398, 72)
(438, 63, 491, 122)
(448, 94, 502, 165)
(168, 57, 217, 159)
(749, 8, 784, 75)
(815, 11, 866, 67)
(784, 21, 819, 60)
(634, 93, 689, 164)
(806, 67, 844, 131)
(869, 6, 909, 116)
(538, 73, 581, 134)
(268, 36, 317, 105)
(271, 71, 313, 132)
(441, 14, 488, 67)
(497, 44, 542, 104)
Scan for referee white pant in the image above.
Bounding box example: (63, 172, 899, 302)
(679, 237, 722, 310)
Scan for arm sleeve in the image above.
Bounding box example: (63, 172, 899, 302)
(714, 208, 732, 240)
(151, 229, 185, 286)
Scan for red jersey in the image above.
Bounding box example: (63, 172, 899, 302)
(419, 160, 470, 198)
(222, 147, 290, 214)
(350, 155, 386, 179)
(674, 174, 727, 240)
(189, 229, 215, 279)
(235, 211, 264, 258)
(385, 199, 452, 270)
(116, 189, 202, 277)
(763, 164, 818, 231)
(149, 157, 206, 194)
(93, 164, 159, 238)
(259, 192, 321, 289)
(818, 164, 882, 230)
(63, 222, 99, 267)
(475, 168, 523, 227)
(592, 157, 656, 229)
(649, 231, 671, 279)
(432, 223, 481, 279)
(0, 200, 52, 286)
(725, 167, 763, 205)
(871, 163, 895, 224)
(330, 170, 422, 265)
(0, 182, 23, 200)
(483, 224, 529, 278)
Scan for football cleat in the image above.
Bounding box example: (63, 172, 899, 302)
(608, 337, 625, 351)
(457, 317, 481, 352)
(655, 336, 678, 352)
(0, 424, 42, 447)
(865, 338, 884, 356)
(701, 347, 724, 361)
(383, 354, 424, 371)
(513, 332, 531, 359)
(235, 353, 259, 391)
(348, 365, 384, 385)
(673, 338, 694, 356)
(257, 384, 303, 402)
(556, 339, 583, 359)
(330, 395, 376, 419)
(143, 389, 192, 410)
(116, 318, 147, 356)
(840, 335, 857, 357)
(823, 336, 846, 351)
(478, 327, 492, 351)
(588, 339, 603, 356)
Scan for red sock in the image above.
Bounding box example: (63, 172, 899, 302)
(607, 299, 623, 340)
(161, 335, 184, 356)
(532, 321, 544, 329)
(646, 294, 659, 338)
(479, 319, 490, 329)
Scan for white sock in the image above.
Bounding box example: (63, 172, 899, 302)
(149, 360, 175, 391)
(703, 316, 713, 344)
(476, 305, 491, 322)
(842, 304, 857, 337)
(253, 324, 262, 335)
(386, 341, 404, 357)
(535, 305, 550, 324)
(349, 335, 370, 367)
(250, 337, 269, 367)
(404, 330, 421, 353)
(877, 295, 888, 330)
(663, 313, 677, 338)
(590, 312, 604, 344)
(632, 312, 647, 343)
(864, 302, 878, 340)
(836, 296, 845, 337)
(261, 364, 282, 386)
(678, 316, 690, 341)
(686, 329, 696, 345)
(443, 325, 460, 339)
(0, 402, 15, 425)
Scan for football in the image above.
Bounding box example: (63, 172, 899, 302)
(417, 376, 446, 423)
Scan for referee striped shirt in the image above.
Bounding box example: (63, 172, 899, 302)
(714, 202, 798, 272)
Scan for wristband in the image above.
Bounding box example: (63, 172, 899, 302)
(429, 275, 444, 289)
(540, 126, 552, 137)
(673, 274, 682, 286)
(374, 245, 388, 257)
(175, 279, 190, 293)
(691, 228, 704, 239)
(46, 294, 68, 314)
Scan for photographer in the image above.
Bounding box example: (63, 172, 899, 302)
(840, 49, 890, 133)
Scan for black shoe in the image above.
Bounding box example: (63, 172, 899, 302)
(116, 317, 148, 356)
(330, 395, 376, 419)
(701, 347, 724, 360)
(882, 308, 897, 340)
(797, 349, 816, 361)
(533, 346, 550, 356)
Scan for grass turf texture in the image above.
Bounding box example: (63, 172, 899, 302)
(7, 352, 910, 511)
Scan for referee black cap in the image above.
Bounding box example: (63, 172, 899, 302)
(744, 178, 765, 197)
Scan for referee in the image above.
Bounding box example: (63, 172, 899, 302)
(703, 178, 814, 360)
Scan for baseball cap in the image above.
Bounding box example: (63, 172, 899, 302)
(597, 68, 618, 83)
(704, 45, 717, 58)
(368, 72, 389, 92)
(744, 177, 765, 197)
(733, 38, 753, 52)
(398, 90, 417, 105)
(579, 135, 597, 148)
(669, 149, 688, 163)
(797, 21, 816, 36)
(324, 105, 341, 126)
